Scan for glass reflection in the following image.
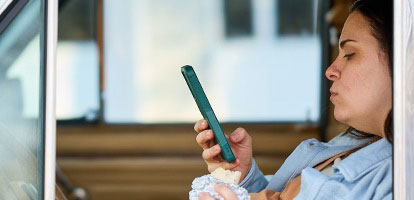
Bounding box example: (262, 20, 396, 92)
(0, 0, 44, 199)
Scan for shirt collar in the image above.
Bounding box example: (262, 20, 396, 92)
(334, 138, 392, 182)
(327, 131, 375, 146)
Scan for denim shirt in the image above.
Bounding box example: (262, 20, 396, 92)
(239, 133, 392, 200)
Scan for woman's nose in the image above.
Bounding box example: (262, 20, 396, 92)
(325, 63, 340, 81)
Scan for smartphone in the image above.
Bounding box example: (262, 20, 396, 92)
(181, 65, 236, 163)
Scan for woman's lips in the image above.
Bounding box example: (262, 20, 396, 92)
(330, 93, 337, 100)
(330, 90, 338, 101)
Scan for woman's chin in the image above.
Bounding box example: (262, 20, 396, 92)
(333, 108, 349, 124)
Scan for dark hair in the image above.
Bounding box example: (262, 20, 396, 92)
(347, 0, 393, 142)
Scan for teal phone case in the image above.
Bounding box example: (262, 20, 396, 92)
(181, 65, 236, 163)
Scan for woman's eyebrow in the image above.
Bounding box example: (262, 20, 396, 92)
(339, 39, 357, 49)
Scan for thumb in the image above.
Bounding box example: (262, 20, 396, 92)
(230, 128, 249, 143)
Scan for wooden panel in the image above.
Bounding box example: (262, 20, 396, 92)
(57, 124, 319, 199)
(57, 124, 319, 156)
(58, 156, 284, 200)
(394, 0, 414, 199)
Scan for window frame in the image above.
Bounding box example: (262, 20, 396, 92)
(0, 0, 28, 34)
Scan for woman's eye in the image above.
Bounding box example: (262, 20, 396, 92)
(343, 53, 355, 60)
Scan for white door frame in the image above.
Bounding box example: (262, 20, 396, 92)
(44, 0, 57, 199)
(393, 0, 414, 199)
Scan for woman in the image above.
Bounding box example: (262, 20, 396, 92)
(194, 0, 393, 199)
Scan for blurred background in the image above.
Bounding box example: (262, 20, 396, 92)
(1, 0, 355, 199)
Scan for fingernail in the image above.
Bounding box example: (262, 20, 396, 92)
(231, 134, 238, 141)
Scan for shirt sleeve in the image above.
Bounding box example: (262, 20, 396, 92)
(239, 159, 269, 193)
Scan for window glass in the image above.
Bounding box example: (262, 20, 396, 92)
(224, 0, 253, 37)
(56, 0, 99, 121)
(277, 0, 316, 36)
(0, 0, 45, 198)
(104, 0, 321, 123)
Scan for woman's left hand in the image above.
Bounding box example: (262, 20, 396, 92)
(198, 184, 239, 200)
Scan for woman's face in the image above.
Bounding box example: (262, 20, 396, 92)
(326, 11, 392, 137)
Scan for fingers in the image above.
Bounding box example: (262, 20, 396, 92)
(202, 144, 221, 161)
(199, 192, 215, 200)
(202, 145, 241, 169)
(196, 130, 214, 150)
(215, 184, 239, 200)
(230, 127, 250, 143)
(221, 158, 240, 170)
(194, 119, 209, 133)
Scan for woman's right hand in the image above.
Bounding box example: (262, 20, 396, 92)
(194, 119, 253, 183)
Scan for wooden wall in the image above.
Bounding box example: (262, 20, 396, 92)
(57, 124, 319, 199)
